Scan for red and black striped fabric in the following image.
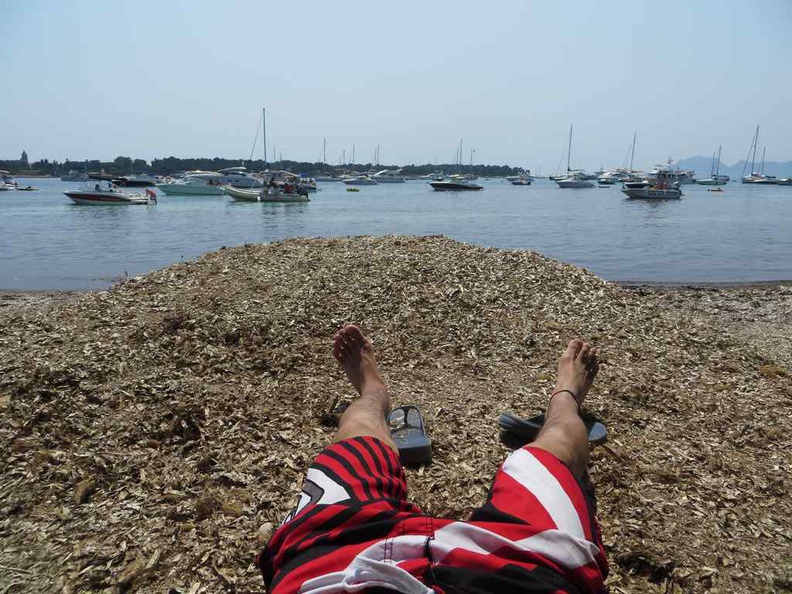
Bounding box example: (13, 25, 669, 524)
(259, 436, 608, 594)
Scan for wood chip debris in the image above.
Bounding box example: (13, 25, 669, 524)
(1, 236, 790, 593)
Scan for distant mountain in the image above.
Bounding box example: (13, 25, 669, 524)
(677, 155, 792, 179)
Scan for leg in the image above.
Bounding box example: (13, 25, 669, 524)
(532, 339, 599, 479)
(332, 325, 398, 453)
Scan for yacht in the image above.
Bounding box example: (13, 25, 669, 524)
(622, 166, 683, 199)
(647, 163, 695, 184)
(342, 175, 378, 186)
(429, 175, 483, 191)
(557, 172, 595, 189)
(156, 167, 263, 195)
(60, 169, 90, 182)
(113, 173, 158, 187)
(371, 169, 406, 183)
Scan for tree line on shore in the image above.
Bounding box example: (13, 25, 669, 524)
(1, 154, 523, 178)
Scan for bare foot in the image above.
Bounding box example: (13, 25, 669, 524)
(332, 325, 387, 397)
(553, 339, 599, 406)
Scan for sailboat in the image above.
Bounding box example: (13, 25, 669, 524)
(752, 147, 777, 184)
(695, 146, 729, 185)
(740, 126, 776, 184)
(598, 133, 643, 184)
(556, 125, 594, 188)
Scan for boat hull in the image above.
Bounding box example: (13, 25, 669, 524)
(556, 179, 595, 188)
(65, 191, 150, 205)
(156, 183, 223, 195)
(695, 178, 727, 186)
(429, 181, 483, 191)
(621, 188, 682, 200)
(223, 186, 309, 203)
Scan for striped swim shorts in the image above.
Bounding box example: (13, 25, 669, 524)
(259, 436, 608, 593)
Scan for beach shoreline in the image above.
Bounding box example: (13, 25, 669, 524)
(1, 239, 790, 593)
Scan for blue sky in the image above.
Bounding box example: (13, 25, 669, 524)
(2, 0, 790, 173)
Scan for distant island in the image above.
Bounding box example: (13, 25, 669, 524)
(0, 154, 523, 179)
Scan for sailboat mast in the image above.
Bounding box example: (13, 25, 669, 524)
(262, 108, 267, 165)
(751, 126, 759, 175)
(459, 139, 463, 174)
(760, 146, 766, 175)
(630, 132, 636, 171)
(567, 125, 573, 173)
(716, 146, 721, 176)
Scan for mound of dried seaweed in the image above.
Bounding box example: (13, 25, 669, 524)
(0, 236, 789, 593)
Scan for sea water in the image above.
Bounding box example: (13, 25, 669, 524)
(1, 177, 791, 290)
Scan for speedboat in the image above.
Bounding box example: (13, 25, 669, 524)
(507, 170, 534, 185)
(429, 176, 483, 191)
(371, 169, 406, 183)
(223, 185, 309, 203)
(0, 170, 17, 187)
(157, 167, 263, 195)
(64, 183, 155, 205)
(510, 174, 532, 186)
(777, 178, 792, 186)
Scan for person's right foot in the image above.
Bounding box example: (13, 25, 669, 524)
(332, 325, 387, 397)
(553, 339, 599, 406)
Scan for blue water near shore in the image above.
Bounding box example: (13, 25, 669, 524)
(2, 177, 791, 290)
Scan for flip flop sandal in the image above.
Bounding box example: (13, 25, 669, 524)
(388, 405, 432, 465)
(498, 412, 607, 446)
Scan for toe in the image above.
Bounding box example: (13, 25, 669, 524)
(345, 325, 365, 346)
(564, 339, 584, 359)
(578, 342, 591, 362)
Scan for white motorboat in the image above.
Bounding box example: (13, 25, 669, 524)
(343, 176, 378, 186)
(64, 182, 155, 205)
(0, 183, 14, 191)
(157, 167, 263, 195)
(60, 169, 90, 182)
(371, 169, 406, 183)
(223, 185, 309, 203)
(509, 174, 532, 185)
(776, 178, 792, 186)
(1, 170, 17, 187)
(507, 170, 534, 185)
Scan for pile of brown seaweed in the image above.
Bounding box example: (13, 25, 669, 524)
(0, 236, 789, 593)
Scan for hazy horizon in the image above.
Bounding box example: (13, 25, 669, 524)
(2, 0, 790, 175)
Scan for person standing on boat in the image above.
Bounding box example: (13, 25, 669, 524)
(257, 325, 608, 594)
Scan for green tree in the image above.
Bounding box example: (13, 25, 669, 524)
(21, 151, 29, 168)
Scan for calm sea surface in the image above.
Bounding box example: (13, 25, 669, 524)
(2, 177, 791, 290)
